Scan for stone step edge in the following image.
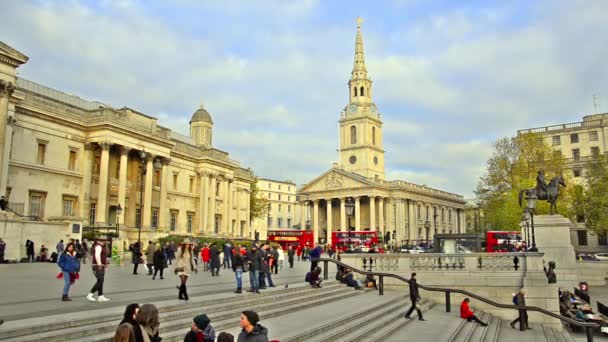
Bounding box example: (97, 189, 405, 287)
(364, 303, 439, 342)
(463, 311, 491, 342)
(2, 286, 353, 342)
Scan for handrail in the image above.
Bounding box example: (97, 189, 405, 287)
(315, 257, 600, 342)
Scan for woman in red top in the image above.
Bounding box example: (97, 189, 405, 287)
(201, 244, 211, 272)
(460, 298, 488, 326)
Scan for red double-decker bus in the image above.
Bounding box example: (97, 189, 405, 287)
(486, 231, 522, 252)
(332, 231, 379, 252)
(267, 230, 314, 251)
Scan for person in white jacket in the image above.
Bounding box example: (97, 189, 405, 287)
(277, 247, 285, 271)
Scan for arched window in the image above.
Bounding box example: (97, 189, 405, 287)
(350, 125, 357, 144)
(360, 86, 364, 96)
(372, 127, 376, 145)
(448, 209, 452, 223)
(354, 87, 357, 97)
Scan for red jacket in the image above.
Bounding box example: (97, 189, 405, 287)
(460, 301, 474, 319)
(201, 247, 210, 262)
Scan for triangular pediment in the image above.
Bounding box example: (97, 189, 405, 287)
(300, 168, 374, 193)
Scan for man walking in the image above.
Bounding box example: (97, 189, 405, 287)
(287, 245, 295, 268)
(81, 239, 88, 264)
(404, 272, 424, 321)
(510, 288, 530, 329)
(145, 241, 155, 275)
(86, 238, 110, 302)
(223, 242, 232, 269)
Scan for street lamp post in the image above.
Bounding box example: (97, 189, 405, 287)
(525, 193, 537, 248)
(424, 220, 431, 245)
(116, 203, 122, 234)
(345, 197, 354, 249)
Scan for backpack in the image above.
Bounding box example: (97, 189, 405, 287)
(305, 272, 311, 282)
(512, 294, 519, 305)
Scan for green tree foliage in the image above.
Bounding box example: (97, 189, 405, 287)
(475, 133, 569, 232)
(582, 154, 608, 235)
(249, 177, 269, 223)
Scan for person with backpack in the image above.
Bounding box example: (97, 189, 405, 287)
(510, 288, 530, 329)
(404, 272, 424, 321)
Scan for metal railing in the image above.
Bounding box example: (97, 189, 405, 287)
(315, 257, 601, 342)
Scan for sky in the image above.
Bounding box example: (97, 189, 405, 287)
(1, 0, 607, 198)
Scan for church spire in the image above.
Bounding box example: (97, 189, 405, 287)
(352, 17, 368, 80)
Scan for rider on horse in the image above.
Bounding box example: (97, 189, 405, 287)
(535, 170, 548, 200)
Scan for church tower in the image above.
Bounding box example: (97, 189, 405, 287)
(339, 18, 385, 180)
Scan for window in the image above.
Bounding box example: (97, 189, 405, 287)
(288, 196, 290, 201)
(170, 211, 177, 231)
(36, 142, 47, 165)
(598, 233, 607, 246)
(372, 127, 376, 145)
(189, 177, 194, 193)
(216, 182, 221, 196)
(62, 196, 76, 217)
(153, 170, 161, 187)
(570, 133, 579, 144)
(89, 203, 96, 226)
(577, 230, 587, 246)
(278, 185, 281, 190)
(268, 193, 271, 199)
(288, 186, 290, 191)
(187, 212, 194, 233)
(278, 217, 283, 227)
(552, 150, 562, 159)
(360, 86, 364, 96)
(572, 148, 580, 160)
(288, 205, 291, 213)
(68, 150, 77, 171)
(173, 174, 178, 190)
(29, 191, 45, 218)
(350, 125, 357, 144)
(573, 168, 582, 178)
(135, 208, 141, 228)
(278, 204, 282, 211)
(552, 136, 561, 146)
(278, 194, 281, 201)
(152, 209, 159, 229)
(589, 131, 598, 141)
(287, 218, 292, 228)
(354, 87, 357, 97)
(591, 146, 600, 158)
(268, 183, 271, 189)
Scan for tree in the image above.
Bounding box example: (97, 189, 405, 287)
(249, 177, 269, 224)
(582, 154, 608, 235)
(475, 133, 569, 232)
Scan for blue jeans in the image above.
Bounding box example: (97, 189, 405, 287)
(62, 271, 71, 295)
(249, 270, 259, 290)
(235, 268, 243, 288)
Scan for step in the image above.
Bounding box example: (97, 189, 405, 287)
(385, 305, 465, 342)
(3, 282, 344, 342)
(467, 312, 492, 342)
(484, 315, 501, 342)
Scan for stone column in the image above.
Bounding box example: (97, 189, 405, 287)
(95, 142, 111, 224)
(354, 196, 361, 231)
(208, 174, 216, 233)
(326, 199, 332, 245)
(340, 198, 346, 232)
(198, 172, 207, 233)
(313, 200, 319, 243)
(370, 196, 376, 231)
(235, 188, 241, 236)
(408, 200, 416, 242)
(80, 143, 94, 220)
(378, 197, 384, 235)
(117, 146, 129, 225)
(0, 81, 15, 196)
(142, 155, 154, 229)
(226, 178, 233, 235)
(301, 201, 307, 229)
(158, 158, 169, 231)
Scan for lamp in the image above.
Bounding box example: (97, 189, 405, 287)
(424, 220, 431, 245)
(115, 203, 122, 239)
(345, 197, 355, 249)
(525, 193, 537, 248)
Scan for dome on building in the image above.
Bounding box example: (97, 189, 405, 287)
(190, 104, 213, 124)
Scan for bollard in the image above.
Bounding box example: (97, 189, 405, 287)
(446, 291, 451, 312)
(379, 275, 384, 296)
(323, 260, 328, 280)
(585, 326, 593, 342)
(519, 309, 525, 331)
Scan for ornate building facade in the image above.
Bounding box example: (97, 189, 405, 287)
(0, 41, 253, 248)
(298, 21, 466, 245)
(250, 178, 301, 240)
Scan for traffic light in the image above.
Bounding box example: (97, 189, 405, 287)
(392, 230, 396, 240)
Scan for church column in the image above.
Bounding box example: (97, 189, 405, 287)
(354, 196, 361, 230)
(340, 197, 346, 231)
(407, 200, 416, 243)
(326, 199, 333, 245)
(369, 196, 376, 231)
(158, 158, 169, 231)
(0, 82, 15, 196)
(142, 154, 154, 229)
(95, 142, 111, 224)
(378, 197, 384, 235)
(313, 200, 319, 243)
(198, 171, 207, 233)
(80, 143, 94, 220)
(226, 178, 233, 235)
(300, 201, 307, 229)
(235, 188, 241, 236)
(117, 146, 129, 226)
(208, 174, 216, 233)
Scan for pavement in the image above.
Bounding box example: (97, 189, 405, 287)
(0, 257, 329, 321)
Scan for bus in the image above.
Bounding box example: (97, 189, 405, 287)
(486, 231, 522, 252)
(332, 231, 379, 252)
(267, 230, 314, 251)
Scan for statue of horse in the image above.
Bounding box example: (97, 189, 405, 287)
(519, 175, 566, 215)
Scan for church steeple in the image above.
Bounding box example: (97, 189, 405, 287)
(352, 17, 368, 80)
(348, 17, 372, 105)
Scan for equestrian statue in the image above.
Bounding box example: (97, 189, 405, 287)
(518, 170, 566, 215)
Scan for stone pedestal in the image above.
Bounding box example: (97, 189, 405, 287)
(533, 215, 577, 288)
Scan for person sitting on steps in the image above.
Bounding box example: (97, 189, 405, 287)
(460, 298, 488, 326)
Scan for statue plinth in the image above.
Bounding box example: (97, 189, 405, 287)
(534, 215, 577, 288)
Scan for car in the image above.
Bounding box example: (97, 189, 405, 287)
(577, 253, 599, 261)
(408, 246, 426, 254)
(594, 253, 608, 261)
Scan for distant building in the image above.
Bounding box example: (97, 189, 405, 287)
(251, 178, 300, 240)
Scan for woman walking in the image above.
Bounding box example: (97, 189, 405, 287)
(209, 243, 221, 276)
(57, 242, 80, 301)
(131, 242, 143, 275)
(135, 304, 161, 342)
(175, 239, 195, 301)
(232, 247, 245, 294)
(152, 243, 166, 280)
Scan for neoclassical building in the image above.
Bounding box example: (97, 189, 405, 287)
(298, 21, 466, 245)
(0, 41, 253, 246)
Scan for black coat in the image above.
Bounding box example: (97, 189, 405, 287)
(131, 246, 142, 265)
(246, 248, 263, 271)
(232, 252, 244, 271)
(153, 249, 166, 269)
(209, 246, 221, 268)
(287, 249, 295, 261)
(409, 278, 420, 299)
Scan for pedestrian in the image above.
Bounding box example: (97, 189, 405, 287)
(86, 238, 110, 302)
(81, 239, 88, 264)
(510, 288, 530, 329)
(210, 243, 221, 276)
(307, 266, 322, 288)
(296, 245, 302, 262)
(237, 310, 269, 342)
(57, 242, 80, 301)
(259, 243, 275, 289)
(193, 243, 201, 268)
(0, 238, 6, 263)
(272, 246, 280, 274)
(201, 243, 210, 271)
(308, 243, 323, 272)
(131, 242, 143, 275)
(134, 304, 161, 342)
(218, 332, 235, 342)
(246, 244, 262, 293)
(175, 239, 195, 301)
(287, 246, 295, 268)
(25, 239, 35, 262)
(183, 314, 216, 342)
(56, 239, 64, 256)
(113, 303, 142, 342)
(223, 242, 232, 269)
(112, 323, 136, 342)
(404, 272, 424, 321)
(460, 298, 488, 326)
(145, 241, 155, 275)
(232, 245, 245, 294)
(152, 243, 166, 280)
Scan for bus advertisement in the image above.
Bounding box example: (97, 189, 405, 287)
(267, 230, 314, 251)
(332, 231, 379, 252)
(486, 231, 522, 252)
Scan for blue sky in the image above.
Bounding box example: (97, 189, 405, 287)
(1, 0, 607, 197)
